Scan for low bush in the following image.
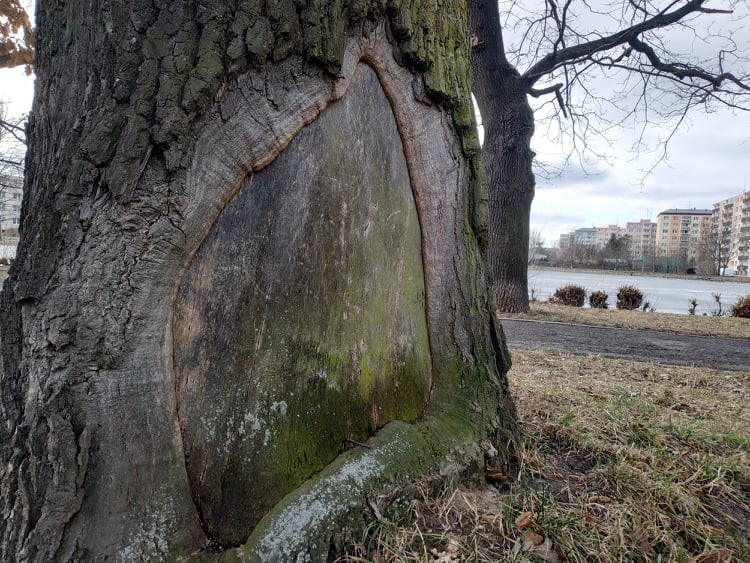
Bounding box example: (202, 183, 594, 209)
(589, 290, 608, 309)
(616, 285, 643, 310)
(550, 284, 586, 307)
(711, 293, 726, 317)
(688, 298, 698, 315)
(731, 294, 750, 318)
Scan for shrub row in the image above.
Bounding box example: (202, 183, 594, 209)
(546, 284, 750, 317)
(549, 284, 645, 310)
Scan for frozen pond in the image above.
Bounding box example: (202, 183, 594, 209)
(528, 268, 750, 315)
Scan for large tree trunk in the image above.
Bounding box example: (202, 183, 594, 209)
(469, 0, 536, 313)
(1, 1, 517, 560)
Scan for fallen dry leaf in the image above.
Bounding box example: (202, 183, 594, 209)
(515, 511, 535, 531)
(485, 463, 509, 482)
(479, 514, 499, 526)
(588, 495, 611, 504)
(521, 530, 543, 546)
(696, 548, 732, 563)
(533, 537, 560, 563)
(633, 522, 656, 558)
(430, 538, 461, 562)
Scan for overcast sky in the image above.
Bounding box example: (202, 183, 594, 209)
(530, 107, 749, 244)
(1, 1, 748, 248)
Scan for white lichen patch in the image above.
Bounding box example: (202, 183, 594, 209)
(118, 492, 176, 560)
(248, 432, 407, 559)
(237, 410, 263, 437)
(271, 400, 288, 416)
(200, 415, 217, 441)
(314, 369, 327, 380)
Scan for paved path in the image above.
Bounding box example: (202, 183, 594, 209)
(500, 319, 750, 372)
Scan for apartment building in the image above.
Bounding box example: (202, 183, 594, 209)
(0, 176, 23, 233)
(595, 224, 626, 248)
(655, 208, 712, 263)
(626, 219, 657, 260)
(713, 192, 750, 275)
(559, 228, 599, 249)
(572, 227, 597, 246)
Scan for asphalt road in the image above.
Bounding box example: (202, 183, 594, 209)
(500, 319, 750, 372)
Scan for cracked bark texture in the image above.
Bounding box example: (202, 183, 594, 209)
(0, 0, 518, 560)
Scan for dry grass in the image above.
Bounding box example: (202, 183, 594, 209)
(503, 302, 750, 339)
(340, 349, 750, 562)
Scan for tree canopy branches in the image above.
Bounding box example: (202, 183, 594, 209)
(0, 102, 25, 183)
(502, 0, 749, 130)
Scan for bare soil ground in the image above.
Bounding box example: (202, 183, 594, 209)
(500, 318, 750, 372)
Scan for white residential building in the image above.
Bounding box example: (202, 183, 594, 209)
(0, 175, 23, 233)
(713, 192, 750, 275)
(626, 219, 656, 260)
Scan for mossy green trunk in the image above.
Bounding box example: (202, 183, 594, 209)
(0, 0, 517, 559)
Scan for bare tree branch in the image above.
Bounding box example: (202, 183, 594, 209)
(486, 0, 750, 183)
(627, 35, 750, 91)
(0, 101, 26, 182)
(528, 82, 568, 116)
(521, 1, 739, 87)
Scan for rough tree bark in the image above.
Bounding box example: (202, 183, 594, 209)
(469, 0, 536, 314)
(0, 0, 517, 560)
